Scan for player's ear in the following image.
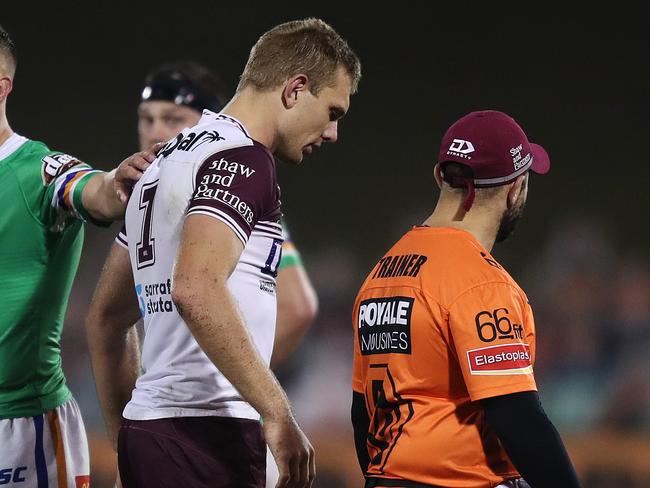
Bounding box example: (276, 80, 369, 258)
(506, 174, 526, 209)
(0, 76, 13, 103)
(282, 74, 309, 109)
(433, 163, 444, 189)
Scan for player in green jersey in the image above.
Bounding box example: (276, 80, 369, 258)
(0, 25, 155, 487)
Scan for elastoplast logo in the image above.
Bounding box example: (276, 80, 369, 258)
(467, 343, 532, 375)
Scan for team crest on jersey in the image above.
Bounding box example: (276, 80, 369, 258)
(41, 153, 85, 185)
(467, 343, 532, 375)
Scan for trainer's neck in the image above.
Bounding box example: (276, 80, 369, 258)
(422, 199, 500, 252)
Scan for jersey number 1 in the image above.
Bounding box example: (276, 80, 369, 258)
(136, 180, 158, 269)
(261, 238, 283, 277)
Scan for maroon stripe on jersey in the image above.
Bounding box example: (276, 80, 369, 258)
(187, 206, 248, 246)
(118, 417, 265, 488)
(115, 225, 128, 248)
(188, 144, 278, 241)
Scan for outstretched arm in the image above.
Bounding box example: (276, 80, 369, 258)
(81, 148, 158, 221)
(85, 242, 142, 449)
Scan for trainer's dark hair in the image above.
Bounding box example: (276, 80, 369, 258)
(440, 162, 504, 200)
(145, 61, 228, 108)
(0, 24, 17, 74)
(440, 162, 473, 189)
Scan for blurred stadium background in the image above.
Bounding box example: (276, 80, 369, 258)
(4, 3, 648, 487)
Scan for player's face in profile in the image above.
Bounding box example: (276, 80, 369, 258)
(137, 101, 201, 151)
(495, 174, 529, 243)
(277, 67, 352, 165)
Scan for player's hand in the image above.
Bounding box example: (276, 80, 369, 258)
(114, 142, 165, 203)
(263, 415, 315, 488)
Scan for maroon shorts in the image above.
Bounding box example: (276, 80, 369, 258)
(118, 416, 266, 488)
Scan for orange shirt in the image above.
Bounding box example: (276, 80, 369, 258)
(352, 227, 537, 487)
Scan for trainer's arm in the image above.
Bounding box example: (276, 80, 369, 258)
(81, 147, 158, 221)
(351, 391, 371, 474)
(86, 243, 142, 450)
(481, 391, 582, 487)
(172, 214, 295, 420)
(271, 263, 318, 367)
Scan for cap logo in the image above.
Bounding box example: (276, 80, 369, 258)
(448, 139, 475, 158)
(510, 144, 531, 170)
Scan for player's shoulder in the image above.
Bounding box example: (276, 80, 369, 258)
(2, 136, 48, 167)
(405, 226, 521, 300)
(159, 110, 270, 165)
(191, 114, 275, 178)
(2, 135, 88, 187)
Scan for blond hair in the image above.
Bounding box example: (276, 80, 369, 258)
(237, 18, 361, 95)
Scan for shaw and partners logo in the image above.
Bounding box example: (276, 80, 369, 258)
(135, 279, 174, 316)
(467, 343, 533, 375)
(510, 143, 531, 171)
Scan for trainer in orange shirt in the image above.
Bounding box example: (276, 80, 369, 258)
(351, 111, 582, 488)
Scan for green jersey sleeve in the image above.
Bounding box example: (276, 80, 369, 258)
(40, 152, 108, 226)
(278, 219, 303, 270)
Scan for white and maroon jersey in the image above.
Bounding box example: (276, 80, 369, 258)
(117, 110, 283, 421)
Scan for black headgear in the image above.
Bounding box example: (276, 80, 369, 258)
(141, 69, 222, 113)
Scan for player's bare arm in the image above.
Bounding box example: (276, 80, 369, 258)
(80, 145, 161, 220)
(272, 264, 318, 367)
(172, 214, 315, 488)
(85, 243, 142, 449)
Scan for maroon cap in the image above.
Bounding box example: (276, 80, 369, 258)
(438, 110, 550, 211)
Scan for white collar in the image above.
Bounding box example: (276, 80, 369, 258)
(0, 133, 28, 161)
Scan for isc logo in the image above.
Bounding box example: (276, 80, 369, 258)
(0, 467, 27, 484)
